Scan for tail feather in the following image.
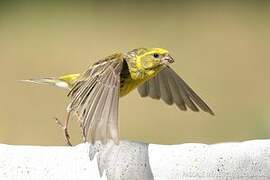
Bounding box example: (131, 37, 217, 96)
(21, 78, 70, 89)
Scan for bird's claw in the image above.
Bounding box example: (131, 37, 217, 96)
(54, 117, 72, 146)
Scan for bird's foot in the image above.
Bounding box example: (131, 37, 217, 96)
(54, 117, 73, 146)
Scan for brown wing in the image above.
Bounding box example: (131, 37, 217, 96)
(137, 66, 214, 115)
(68, 53, 124, 144)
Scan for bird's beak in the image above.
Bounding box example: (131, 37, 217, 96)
(162, 55, 174, 64)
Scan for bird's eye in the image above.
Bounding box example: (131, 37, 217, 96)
(153, 53, 159, 58)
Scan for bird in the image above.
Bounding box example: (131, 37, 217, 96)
(23, 48, 214, 145)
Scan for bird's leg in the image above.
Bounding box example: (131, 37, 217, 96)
(55, 112, 72, 146)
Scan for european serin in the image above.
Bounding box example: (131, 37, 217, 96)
(23, 48, 214, 145)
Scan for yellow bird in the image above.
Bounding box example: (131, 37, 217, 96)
(23, 48, 214, 145)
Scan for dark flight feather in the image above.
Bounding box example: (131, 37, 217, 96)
(137, 66, 214, 115)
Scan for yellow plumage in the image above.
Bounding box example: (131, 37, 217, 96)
(23, 48, 213, 145)
(58, 74, 80, 87)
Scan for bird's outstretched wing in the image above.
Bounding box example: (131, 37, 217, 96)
(137, 66, 214, 115)
(68, 53, 124, 144)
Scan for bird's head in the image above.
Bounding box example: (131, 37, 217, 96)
(132, 48, 174, 69)
(126, 48, 174, 79)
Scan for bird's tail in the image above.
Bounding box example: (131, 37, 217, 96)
(21, 73, 80, 90)
(21, 77, 70, 89)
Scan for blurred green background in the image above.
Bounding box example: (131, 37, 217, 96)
(0, 0, 270, 145)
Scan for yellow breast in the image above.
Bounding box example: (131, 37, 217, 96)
(119, 67, 163, 97)
(120, 78, 145, 97)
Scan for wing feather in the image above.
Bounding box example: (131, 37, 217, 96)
(157, 72, 173, 105)
(167, 67, 214, 115)
(148, 76, 161, 99)
(137, 81, 149, 97)
(108, 85, 119, 142)
(165, 68, 199, 112)
(68, 54, 123, 144)
(164, 68, 187, 110)
(137, 66, 214, 115)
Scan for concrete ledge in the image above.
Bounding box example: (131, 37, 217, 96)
(0, 139, 270, 180)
